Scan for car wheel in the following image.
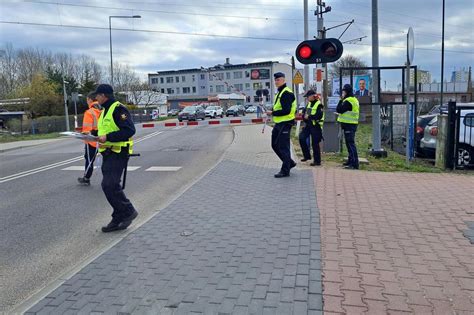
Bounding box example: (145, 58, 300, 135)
(457, 144, 473, 166)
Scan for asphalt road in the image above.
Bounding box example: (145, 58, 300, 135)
(0, 123, 234, 312)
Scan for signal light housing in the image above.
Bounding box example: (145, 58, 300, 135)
(295, 38, 343, 64)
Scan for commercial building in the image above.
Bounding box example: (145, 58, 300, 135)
(148, 59, 295, 109)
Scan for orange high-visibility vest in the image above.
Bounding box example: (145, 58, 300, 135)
(82, 102, 102, 147)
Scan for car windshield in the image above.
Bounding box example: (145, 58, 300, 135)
(207, 106, 216, 110)
(228, 106, 237, 110)
(183, 106, 196, 112)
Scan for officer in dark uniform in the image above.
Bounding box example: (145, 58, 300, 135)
(267, 72, 297, 178)
(336, 84, 360, 169)
(299, 90, 324, 166)
(95, 84, 138, 232)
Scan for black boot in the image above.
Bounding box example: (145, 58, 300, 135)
(77, 177, 90, 185)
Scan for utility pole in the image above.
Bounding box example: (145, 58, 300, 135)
(440, 0, 445, 107)
(303, 0, 310, 100)
(371, 0, 384, 156)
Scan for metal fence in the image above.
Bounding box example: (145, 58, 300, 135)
(447, 102, 474, 169)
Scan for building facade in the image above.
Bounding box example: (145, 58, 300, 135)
(410, 69, 432, 84)
(148, 59, 294, 109)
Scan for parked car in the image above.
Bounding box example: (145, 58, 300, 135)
(178, 105, 206, 122)
(205, 105, 224, 118)
(245, 106, 257, 113)
(238, 105, 247, 116)
(419, 105, 474, 166)
(226, 105, 245, 117)
(416, 114, 437, 156)
(168, 109, 179, 116)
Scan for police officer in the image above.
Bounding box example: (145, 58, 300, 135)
(95, 84, 138, 232)
(267, 72, 297, 178)
(336, 84, 360, 169)
(299, 90, 324, 166)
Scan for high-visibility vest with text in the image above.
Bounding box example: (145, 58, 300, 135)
(272, 86, 296, 124)
(307, 100, 324, 128)
(98, 101, 133, 154)
(337, 96, 359, 124)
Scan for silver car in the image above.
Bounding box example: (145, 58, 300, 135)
(419, 116, 437, 157)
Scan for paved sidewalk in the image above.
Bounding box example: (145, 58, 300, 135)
(25, 125, 323, 314)
(314, 168, 474, 314)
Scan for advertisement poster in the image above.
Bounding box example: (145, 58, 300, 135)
(332, 77, 350, 96)
(250, 69, 270, 80)
(354, 75, 371, 97)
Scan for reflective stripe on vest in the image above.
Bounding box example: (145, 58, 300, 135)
(307, 100, 324, 128)
(98, 101, 133, 154)
(337, 96, 359, 124)
(272, 86, 297, 124)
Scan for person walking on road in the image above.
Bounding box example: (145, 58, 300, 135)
(77, 92, 102, 185)
(95, 84, 138, 232)
(267, 72, 297, 178)
(336, 84, 360, 169)
(299, 90, 324, 166)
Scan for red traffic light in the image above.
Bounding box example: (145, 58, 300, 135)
(298, 45, 312, 59)
(295, 38, 343, 64)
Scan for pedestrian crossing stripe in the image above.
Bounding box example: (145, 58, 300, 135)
(146, 166, 182, 171)
(61, 166, 181, 171)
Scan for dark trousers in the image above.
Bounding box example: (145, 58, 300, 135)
(299, 124, 322, 164)
(272, 123, 295, 174)
(83, 144, 98, 179)
(101, 152, 137, 222)
(343, 125, 359, 168)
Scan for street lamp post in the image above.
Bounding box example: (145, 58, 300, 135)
(109, 15, 141, 86)
(63, 78, 70, 131)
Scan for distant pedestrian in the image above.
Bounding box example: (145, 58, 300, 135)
(336, 84, 360, 169)
(256, 104, 262, 118)
(95, 84, 138, 232)
(77, 92, 102, 185)
(267, 72, 297, 178)
(299, 90, 324, 166)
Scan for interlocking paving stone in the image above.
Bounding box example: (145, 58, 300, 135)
(27, 124, 322, 314)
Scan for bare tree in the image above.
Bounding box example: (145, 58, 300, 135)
(329, 55, 368, 78)
(0, 43, 18, 97)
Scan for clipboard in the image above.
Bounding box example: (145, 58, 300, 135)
(60, 131, 99, 142)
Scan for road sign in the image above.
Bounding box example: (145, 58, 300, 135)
(407, 27, 415, 64)
(293, 70, 304, 84)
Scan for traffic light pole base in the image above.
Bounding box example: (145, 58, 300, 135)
(368, 148, 388, 158)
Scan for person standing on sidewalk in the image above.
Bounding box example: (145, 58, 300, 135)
(336, 84, 360, 169)
(299, 90, 324, 166)
(267, 72, 297, 178)
(78, 92, 102, 185)
(95, 84, 138, 232)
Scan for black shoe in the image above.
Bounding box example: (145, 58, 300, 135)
(290, 161, 297, 169)
(301, 158, 310, 162)
(344, 165, 359, 170)
(120, 210, 138, 229)
(274, 172, 290, 178)
(101, 220, 126, 233)
(342, 161, 350, 166)
(310, 162, 321, 166)
(77, 177, 90, 185)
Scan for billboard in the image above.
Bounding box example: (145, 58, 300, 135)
(250, 69, 270, 80)
(332, 75, 372, 98)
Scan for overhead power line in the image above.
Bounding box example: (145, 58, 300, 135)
(1, 20, 472, 55)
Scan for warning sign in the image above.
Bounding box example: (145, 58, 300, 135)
(293, 70, 304, 84)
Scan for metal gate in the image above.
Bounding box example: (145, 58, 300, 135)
(447, 101, 474, 169)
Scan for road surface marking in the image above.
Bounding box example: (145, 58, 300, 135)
(145, 166, 182, 171)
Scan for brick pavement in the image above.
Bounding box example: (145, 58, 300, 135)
(25, 125, 323, 314)
(314, 168, 474, 314)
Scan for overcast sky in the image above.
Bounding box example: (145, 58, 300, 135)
(1, 0, 473, 86)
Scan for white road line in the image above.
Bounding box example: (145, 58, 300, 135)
(62, 166, 140, 171)
(145, 166, 182, 172)
(1, 131, 165, 184)
(173, 126, 184, 130)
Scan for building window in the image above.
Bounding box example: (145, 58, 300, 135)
(210, 86, 214, 93)
(166, 77, 173, 83)
(200, 74, 205, 80)
(176, 76, 179, 83)
(209, 74, 213, 81)
(217, 73, 224, 80)
(233, 71, 243, 79)
(161, 88, 165, 93)
(167, 88, 173, 94)
(182, 76, 186, 82)
(253, 83, 261, 90)
(235, 83, 243, 91)
(216, 85, 224, 93)
(192, 75, 196, 82)
(226, 72, 231, 80)
(245, 71, 250, 78)
(176, 87, 180, 94)
(183, 87, 191, 94)
(151, 78, 158, 84)
(227, 86, 231, 92)
(245, 83, 250, 90)
(160, 77, 164, 84)
(192, 87, 196, 93)
(265, 82, 271, 89)
(254, 96, 260, 102)
(201, 86, 206, 89)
